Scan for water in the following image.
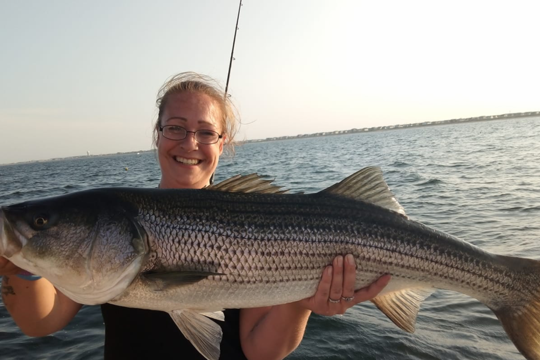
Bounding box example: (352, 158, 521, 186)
(1, 117, 539, 359)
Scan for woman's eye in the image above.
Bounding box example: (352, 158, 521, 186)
(169, 126, 183, 133)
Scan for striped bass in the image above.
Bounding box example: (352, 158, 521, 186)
(1, 167, 539, 360)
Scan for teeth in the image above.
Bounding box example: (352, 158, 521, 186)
(175, 157, 201, 165)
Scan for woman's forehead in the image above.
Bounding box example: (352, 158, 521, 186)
(164, 92, 223, 127)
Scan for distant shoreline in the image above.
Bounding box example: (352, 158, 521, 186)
(3, 111, 538, 166)
(241, 111, 540, 144)
(1, 150, 152, 167)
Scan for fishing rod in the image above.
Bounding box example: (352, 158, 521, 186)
(225, 0, 243, 97)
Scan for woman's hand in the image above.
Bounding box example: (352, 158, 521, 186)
(0, 257, 21, 276)
(299, 254, 390, 316)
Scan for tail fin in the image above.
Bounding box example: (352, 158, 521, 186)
(494, 300, 540, 360)
(492, 256, 540, 360)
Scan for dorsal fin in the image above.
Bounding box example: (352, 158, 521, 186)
(320, 167, 407, 216)
(206, 174, 289, 194)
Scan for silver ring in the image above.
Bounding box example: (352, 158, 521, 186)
(342, 296, 354, 302)
(328, 297, 341, 304)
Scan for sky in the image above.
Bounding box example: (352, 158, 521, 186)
(1, 0, 539, 164)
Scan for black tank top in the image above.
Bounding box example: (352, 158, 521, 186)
(101, 304, 247, 360)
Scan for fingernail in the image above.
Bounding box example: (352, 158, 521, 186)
(346, 254, 354, 266)
(337, 256, 343, 267)
(327, 266, 333, 276)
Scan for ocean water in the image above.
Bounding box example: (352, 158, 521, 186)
(1, 116, 539, 359)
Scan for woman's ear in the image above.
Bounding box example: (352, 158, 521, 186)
(218, 135, 226, 154)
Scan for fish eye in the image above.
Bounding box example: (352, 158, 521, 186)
(33, 214, 49, 227)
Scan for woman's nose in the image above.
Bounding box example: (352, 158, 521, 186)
(180, 132, 198, 149)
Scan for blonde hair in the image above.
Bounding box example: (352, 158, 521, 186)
(152, 72, 239, 154)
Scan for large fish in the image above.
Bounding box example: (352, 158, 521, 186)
(1, 167, 539, 360)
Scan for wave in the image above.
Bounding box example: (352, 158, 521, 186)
(416, 178, 443, 186)
(390, 161, 410, 167)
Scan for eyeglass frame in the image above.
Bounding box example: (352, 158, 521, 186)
(159, 125, 223, 145)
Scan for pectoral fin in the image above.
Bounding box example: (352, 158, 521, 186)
(141, 271, 223, 291)
(169, 309, 223, 360)
(371, 288, 434, 333)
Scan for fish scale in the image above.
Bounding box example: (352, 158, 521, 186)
(122, 189, 505, 308)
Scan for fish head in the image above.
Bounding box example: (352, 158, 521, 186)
(0, 189, 148, 305)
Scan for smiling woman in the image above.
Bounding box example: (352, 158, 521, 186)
(152, 72, 239, 190)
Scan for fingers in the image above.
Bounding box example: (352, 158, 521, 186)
(320, 254, 391, 314)
(341, 254, 356, 303)
(299, 255, 391, 317)
(312, 265, 334, 311)
(300, 260, 344, 316)
(328, 256, 344, 303)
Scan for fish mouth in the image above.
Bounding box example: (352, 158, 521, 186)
(174, 156, 201, 165)
(0, 209, 23, 258)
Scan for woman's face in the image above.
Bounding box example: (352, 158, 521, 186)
(157, 91, 225, 189)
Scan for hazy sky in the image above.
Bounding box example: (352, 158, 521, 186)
(1, 0, 538, 164)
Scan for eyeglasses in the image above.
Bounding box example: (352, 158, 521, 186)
(159, 125, 223, 145)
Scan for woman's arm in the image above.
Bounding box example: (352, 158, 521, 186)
(1, 257, 82, 336)
(239, 255, 391, 360)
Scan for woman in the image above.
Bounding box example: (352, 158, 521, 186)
(1, 72, 390, 359)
